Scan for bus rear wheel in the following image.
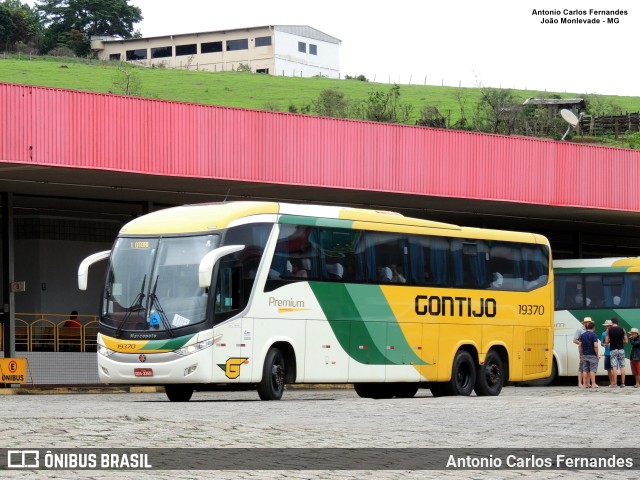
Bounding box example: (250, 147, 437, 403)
(165, 385, 194, 402)
(445, 350, 476, 396)
(258, 347, 285, 400)
(393, 383, 419, 398)
(354, 383, 393, 399)
(474, 350, 504, 396)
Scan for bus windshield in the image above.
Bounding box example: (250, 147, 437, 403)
(102, 235, 219, 333)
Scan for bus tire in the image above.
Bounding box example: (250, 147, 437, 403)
(474, 350, 504, 396)
(354, 383, 393, 399)
(445, 350, 476, 396)
(393, 383, 419, 398)
(429, 383, 447, 397)
(165, 385, 194, 402)
(257, 347, 285, 400)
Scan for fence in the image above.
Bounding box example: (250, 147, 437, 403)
(0, 313, 99, 352)
(580, 112, 640, 137)
(1, 313, 99, 385)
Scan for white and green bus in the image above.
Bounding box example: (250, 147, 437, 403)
(79, 202, 553, 401)
(550, 257, 640, 382)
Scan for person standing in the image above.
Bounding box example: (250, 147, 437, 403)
(605, 317, 628, 387)
(629, 327, 640, 388)
(601, 319, 614, 387)
(573, 317, 590, 388)
(579, 319, 599, 388)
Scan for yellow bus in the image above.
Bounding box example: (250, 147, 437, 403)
(79, 202, 553, 401)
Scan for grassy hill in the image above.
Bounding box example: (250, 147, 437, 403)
(2, 54, 640, 129)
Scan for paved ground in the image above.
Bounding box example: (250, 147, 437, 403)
(1, 384, 640, 479)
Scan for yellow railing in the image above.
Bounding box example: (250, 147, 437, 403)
(0, 313, 99, 352)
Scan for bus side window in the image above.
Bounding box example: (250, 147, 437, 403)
(407, 235, 450, 287)
(452, 240, 489, 289)
(601, 275, 624, 308)
(488, 242, 523, 291)
(554, 275, 583, 309)
(266, 224, 319, 291)
(585, 275, 604, 308)
(365, 231, 408, 284)
(522, 245, 549, 291)
(319, 228, 365, 283)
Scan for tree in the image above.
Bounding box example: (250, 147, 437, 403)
(362, 84, 412, 124)
(36, 0, 142, 55)
(472, 87, 520, 134)
(312, 88, 348, 118)
(416, 105, 447, 128)
(0, 0, 42, 51)
(112, 61, 142, 95)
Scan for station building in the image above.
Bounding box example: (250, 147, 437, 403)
(2, 82, 640, 383)
(90, 25, 341, 78)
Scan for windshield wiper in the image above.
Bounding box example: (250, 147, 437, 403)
(115, 274, 146, 337)
(148, 275, 175, 338)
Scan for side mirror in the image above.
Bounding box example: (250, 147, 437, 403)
(199, 245, 245, 288)
(78, 250, 111, 290)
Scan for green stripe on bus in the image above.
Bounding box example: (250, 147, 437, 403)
(279, 215, 353, 229)
(309, 283, 425, 365)
(140, 334, 195, 351)
(556, 267, 630, 274)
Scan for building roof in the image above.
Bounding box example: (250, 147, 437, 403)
(273, 25, 341, 44)
(91, 25, 340, 47)
(522, 98, 585, 107)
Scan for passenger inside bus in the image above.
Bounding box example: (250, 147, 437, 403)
(378, 266, 393, 282)
(390, 264, 406, 283)
(490, 272, 504, 288)
(325, 262, 344, 280)
(287, 259, 308, 278)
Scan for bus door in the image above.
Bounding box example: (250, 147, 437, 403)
(211, 260, 252, 383)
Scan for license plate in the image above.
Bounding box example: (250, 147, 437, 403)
(134, 368, 153, 377)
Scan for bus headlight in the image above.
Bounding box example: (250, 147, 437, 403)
(174, 338, 214, 356)
(98, 345, 116, 357)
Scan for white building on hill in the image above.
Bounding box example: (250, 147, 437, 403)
(91, 25, 341, 78)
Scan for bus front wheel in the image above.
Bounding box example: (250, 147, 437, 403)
(258, 347, 285, 400)
(474, 350, 504, 396)
(165, 385, 194, 402)
(445, 350, 476, 396)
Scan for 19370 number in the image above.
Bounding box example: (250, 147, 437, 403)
(519, 304, 545, 315)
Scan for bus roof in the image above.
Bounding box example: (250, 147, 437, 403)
(554, 257, 640, 271)
(118, 201, 547, 245)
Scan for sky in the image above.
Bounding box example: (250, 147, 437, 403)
(29, 0, 639, 97)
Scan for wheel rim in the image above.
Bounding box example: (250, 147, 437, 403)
(456, 362, 471, 389)
(486, 362, 501, 386)
(271, 362, 284, 391)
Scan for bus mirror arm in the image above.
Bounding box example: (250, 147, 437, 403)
(199, 245, 245, 288)
(78, 250, 111, 290)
